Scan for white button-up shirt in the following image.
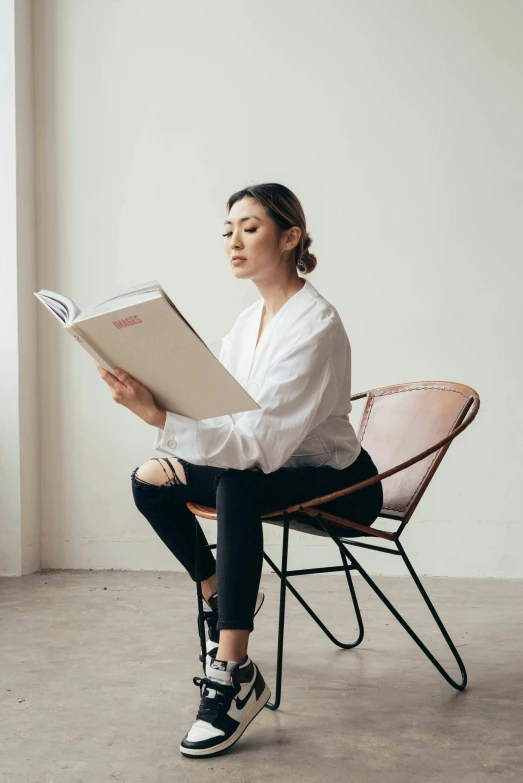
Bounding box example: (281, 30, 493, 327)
(152, 278, 361, 473)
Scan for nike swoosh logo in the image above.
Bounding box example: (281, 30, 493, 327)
(235, 675, 257, 711)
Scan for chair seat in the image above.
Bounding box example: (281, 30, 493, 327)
(185, 502, 383, 540)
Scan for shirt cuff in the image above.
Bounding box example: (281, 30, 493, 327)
(152, 410, 202, 464)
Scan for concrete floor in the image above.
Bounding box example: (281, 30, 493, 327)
(1, 570, 521, 783)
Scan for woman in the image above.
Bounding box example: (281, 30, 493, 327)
(96, 182, 383, 758)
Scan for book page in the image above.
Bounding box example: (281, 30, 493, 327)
(82, 280, 162, 313)
(74, 289, 160, 321)
(34, 291, 80, 324)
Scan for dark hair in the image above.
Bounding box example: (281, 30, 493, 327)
(226, 183, 317, 275)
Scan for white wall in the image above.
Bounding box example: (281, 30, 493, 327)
(0, 0, 40, 576)
(28, 0, 522, 577)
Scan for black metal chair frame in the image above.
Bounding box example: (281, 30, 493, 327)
(192, 382, 480, 711)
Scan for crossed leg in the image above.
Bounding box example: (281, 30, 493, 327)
(134, 456, 250, 662)
(135, 457, 218, 602)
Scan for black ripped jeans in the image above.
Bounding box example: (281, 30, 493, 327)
(130, 447, 383, 633)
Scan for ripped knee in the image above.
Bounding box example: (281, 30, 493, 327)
(134, 457, 188, 487)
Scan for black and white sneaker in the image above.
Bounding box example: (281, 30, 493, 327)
(198, 590, 265, 660)
(180, 649, 271, 757)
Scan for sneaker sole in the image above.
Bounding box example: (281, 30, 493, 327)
(179, 682, 271, 758)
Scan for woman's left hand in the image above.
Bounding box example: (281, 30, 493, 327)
(94, 361, 166, 427)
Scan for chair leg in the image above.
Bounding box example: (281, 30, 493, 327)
(262, 516, 366, 711)
(262, 536, 365, 650)
(264, 515, 290, 711)
(395, 538, 468, 690)
(317, 520, 468, 691)
(337, 544, 365, 648)
(194, 542, 207, 675)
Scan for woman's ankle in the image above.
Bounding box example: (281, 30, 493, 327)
(201, 573, 217, 604)
(216, 629, 250, 663)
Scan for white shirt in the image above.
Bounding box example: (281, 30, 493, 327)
(152, 278, 361, 473)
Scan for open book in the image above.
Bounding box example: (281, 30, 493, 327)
(34, 280, 260, 420)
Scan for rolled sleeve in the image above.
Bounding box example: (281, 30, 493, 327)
(152, 410, 200, 462)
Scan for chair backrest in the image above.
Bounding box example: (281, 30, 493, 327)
(357, 381, 479, 523)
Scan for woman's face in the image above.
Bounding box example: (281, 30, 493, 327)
(223, 197, 299, 282)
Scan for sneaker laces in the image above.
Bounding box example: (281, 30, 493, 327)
(192, 675, 240, 723)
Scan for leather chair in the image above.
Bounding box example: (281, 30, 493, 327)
(187, 380, 480, 710)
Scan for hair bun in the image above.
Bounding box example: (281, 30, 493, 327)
(302, 233, 312, 253)
(297, 232, 317, 274)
